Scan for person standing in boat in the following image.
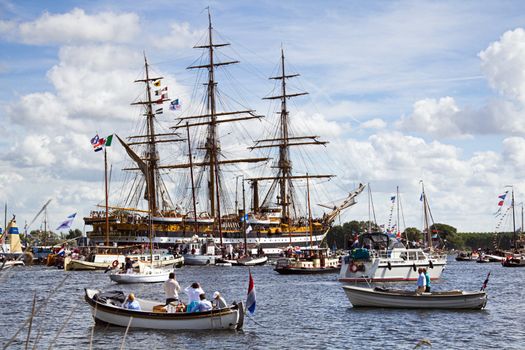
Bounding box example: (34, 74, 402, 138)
(185, 282, 205, 312)
(124, 257, 134, 274)
(423, 268, 431, 293)
(212, 291, 227, 309)
(164, 272, 181, 305)
(416, 268, 426, 294)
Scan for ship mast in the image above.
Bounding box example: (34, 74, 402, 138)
(250, 48, 332, 223)
(421, 181, 433, 252)
(171, 10, 267, 229)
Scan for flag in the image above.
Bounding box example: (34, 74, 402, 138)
(90, 134, 105, 152)
(56, 213, 76, 230)
(57, 246, 65, 257)
(153, 80, 161, 87)
(155, 87, 168, 95)
(419, 193, 423, 201)
(105, 134, 113, 147)
(498, 192, 508, 206)
(170, 99, 181, 111)
(246, 271, 256, 315)
(155, 108, 163, 115)
(481, 272, 490, 291)
(246, 225, 253, 234)
(390, 196, 396, 203)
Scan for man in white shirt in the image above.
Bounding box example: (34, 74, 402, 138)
(196, 293, 213, 312)
(164, 272, 181, 305)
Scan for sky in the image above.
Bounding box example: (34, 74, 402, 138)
(1, 0, 525, 234)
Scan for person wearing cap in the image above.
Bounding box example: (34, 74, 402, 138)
(195, 293, 212, 312)
(123, 293, 141, 310)
(164, 272, 181, 305)
(212, 291, 227, 309)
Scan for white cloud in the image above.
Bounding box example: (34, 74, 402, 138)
(480, 28, 525, 104)
(153, 22, 204, 49)
(360, 118, 386, 130)
(4, 8, 140, 45)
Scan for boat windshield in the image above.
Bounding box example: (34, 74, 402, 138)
(359, 233, 403, 250)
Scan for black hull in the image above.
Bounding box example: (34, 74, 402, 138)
(274, 267, 339, 275)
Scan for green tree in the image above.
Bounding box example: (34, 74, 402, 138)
(403, 227, 422, 242)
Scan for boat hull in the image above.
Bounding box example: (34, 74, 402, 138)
(343, 286, 487, 309)
(109, 271, 171, 284)
(227, 256, 268, 266)
(275, 266, 339, 274)
(85, 289, 244, 330)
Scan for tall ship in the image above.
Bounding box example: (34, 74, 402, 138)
(84, 13, 365, 255)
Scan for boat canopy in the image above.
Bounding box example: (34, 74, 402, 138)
(358, 232, 405, 250)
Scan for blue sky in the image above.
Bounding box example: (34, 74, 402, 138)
(2, 0, 525, 233)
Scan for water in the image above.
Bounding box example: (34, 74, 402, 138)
(0, 257, 524, 349)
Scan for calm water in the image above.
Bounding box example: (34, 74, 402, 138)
(0, 257, 524, 349)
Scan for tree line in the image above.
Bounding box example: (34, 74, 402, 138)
(326, 220, 519, 251)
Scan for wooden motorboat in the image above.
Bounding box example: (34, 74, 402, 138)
(84, 289, 244, 330)
(342, 286, 487, 309)
(275, 247, 340, 274)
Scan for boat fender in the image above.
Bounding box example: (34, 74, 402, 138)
(387, 262, 392, 270)
(349, 263, 358, 273)
(412, 263, 416, 272)
(429, 260, 434, 269)
(112, 260, 119, 268)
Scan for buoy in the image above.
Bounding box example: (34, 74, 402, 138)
(112, 260, 119, 268)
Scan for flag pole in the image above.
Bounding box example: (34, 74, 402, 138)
(104, 146, 109, 246)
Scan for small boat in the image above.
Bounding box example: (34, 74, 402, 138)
(230, 256, 268, 266)
(501, 255, 525, 267)
(64, 251, 183, 271)
(0, 259, 24, 270)
(275, 247, 340, 274)
(342, 286, 487, 309)
(84, 289, 244, 330)
(455, 251, 476, 261)
(109, 262, 172, 283)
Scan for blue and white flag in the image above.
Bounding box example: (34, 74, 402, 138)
(246, 271, 256, 315)
(56, 213, 77, 230)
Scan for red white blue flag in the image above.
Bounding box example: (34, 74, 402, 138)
(498, 191, 508, 206)
(91, 134, 105, 152)
(246, 271, 256, 315)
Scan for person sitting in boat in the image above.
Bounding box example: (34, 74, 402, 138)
(423, 268, 431, 292)
(122, 293, 141, 311)
(164, 272, 181, 306)
(416, 268, 427, 294)
(185, 282, 205, 313)
(195, 293, 213, 312)
(212, 291, 227, 309)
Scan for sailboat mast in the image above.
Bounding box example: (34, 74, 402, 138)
(242, 178, 248, 255)
(104, 146, 109, 246)
(307, 173, 313, 247)
(367, 184, 372, 233)
(511, 187, 516, 250)
(421, 182, 432, 251)
(186, 122, 199, 235)
(396, 186, 400, 237)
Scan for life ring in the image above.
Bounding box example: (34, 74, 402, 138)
(350, 263, 358, 273)
(112, 260, 119, 268)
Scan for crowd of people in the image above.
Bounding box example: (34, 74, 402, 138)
(122, 272, 228, 313)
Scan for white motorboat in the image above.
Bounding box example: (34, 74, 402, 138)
(64, 251, 183, 271)
(109, 264, 172, 284)
(84, 289, 244, 330)
(228, 255, 268, 266)
(342, 285, 487, 309)
(181, 236, 222, 265)
(338, 233, 447, 283)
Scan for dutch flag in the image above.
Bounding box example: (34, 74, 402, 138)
(57, 247, 65, 257)
(246, 271, 256, 315)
